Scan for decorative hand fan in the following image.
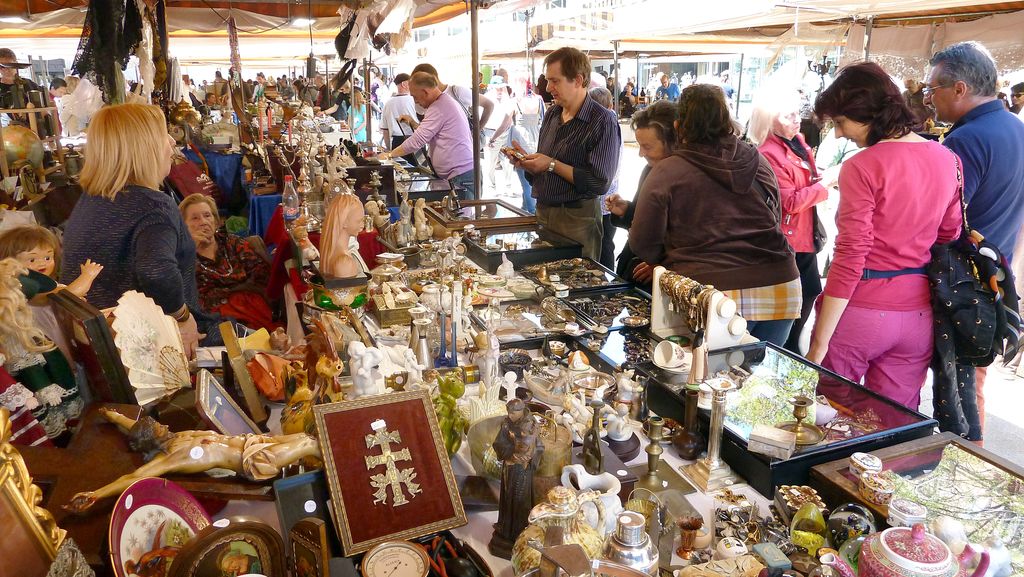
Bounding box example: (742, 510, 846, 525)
(111, 291, 191, 405)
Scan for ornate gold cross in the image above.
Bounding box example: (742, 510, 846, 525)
(365, 422, 421, 506)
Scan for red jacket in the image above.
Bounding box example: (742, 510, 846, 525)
(758, 132, 828, 253)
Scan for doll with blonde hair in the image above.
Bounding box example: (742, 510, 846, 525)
(0, 258, 83, 441)
(0, 224, 102, 361)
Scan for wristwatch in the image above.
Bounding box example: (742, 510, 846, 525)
(547, 160, 556, 173)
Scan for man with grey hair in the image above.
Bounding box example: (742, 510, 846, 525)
(925, 41, 1024, 441)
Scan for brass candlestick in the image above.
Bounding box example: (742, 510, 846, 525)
(635, 416, 665, 492)
(777, 395, 825, 446)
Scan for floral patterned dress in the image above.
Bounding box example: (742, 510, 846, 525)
(195, 230, 277, 331)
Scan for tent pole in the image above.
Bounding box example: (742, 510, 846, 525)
(471, 0, 482, 197)
(364, 55, 373, 144)
(735, 53, 744, 117)
(612, 40, 619, 117)
(525, 9, 532, 84)
(864, 16, 874, 60)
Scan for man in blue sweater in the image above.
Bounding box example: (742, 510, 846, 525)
(925, 41, 1024, 441)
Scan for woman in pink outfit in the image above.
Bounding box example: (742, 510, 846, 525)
(807, 62, 963, 409)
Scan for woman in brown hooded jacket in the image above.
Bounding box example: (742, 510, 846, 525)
(628, 84, 800, 345)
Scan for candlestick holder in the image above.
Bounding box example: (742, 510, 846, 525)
(776, 394, 825, 446)
(681, 377, 741, 492)
(635, 416, 665, 492)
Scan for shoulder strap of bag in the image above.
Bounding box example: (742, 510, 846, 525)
(954, 154, 971, 238)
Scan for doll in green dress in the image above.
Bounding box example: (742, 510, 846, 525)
(0, 258, 83, 441)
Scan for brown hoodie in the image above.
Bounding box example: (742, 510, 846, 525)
(628, 135, 798, 291)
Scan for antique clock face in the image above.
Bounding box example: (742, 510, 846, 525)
(361, 541, 430, 577)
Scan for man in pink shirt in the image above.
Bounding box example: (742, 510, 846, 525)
(380, 72, 476, 199)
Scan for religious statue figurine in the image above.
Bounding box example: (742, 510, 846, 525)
(489, 399, 543, 559)
(348, 341, 384, 399)
(397, 190, 413, 247)
(65, 408, 320, 512)
(320, 193, 365, 278)
(582, 400, 605, 475)
(414, 197, 432, 241)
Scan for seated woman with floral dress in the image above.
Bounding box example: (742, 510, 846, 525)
(178, 194, 279, 332)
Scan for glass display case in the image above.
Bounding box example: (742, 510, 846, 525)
(564, 289, 652, 331)
(520, 258, 630, 295)
(425, 199, 536, 231)
(811, 432, 1024, 575)
(647, 342, 937, 496)
(464, 226, 582, 273)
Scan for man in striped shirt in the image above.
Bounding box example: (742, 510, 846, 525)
(513, 47, 621, 262)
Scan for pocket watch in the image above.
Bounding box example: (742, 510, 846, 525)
(361, 541, 430, 577)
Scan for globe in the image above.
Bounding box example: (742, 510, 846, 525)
(2, 124, 45, 171)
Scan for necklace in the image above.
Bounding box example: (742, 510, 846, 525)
(197, 246, 234, 277)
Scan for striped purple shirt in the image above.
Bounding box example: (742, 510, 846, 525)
(530, 94, 621, 205)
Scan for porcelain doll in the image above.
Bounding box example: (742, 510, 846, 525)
(0, 258, 83, 441)
(320, 193, 365, 278)
(605, 404, 632, 441)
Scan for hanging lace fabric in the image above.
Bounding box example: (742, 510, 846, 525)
(71, 0, 144, 103)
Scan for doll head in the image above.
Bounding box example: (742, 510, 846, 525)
(0, 258, 52, 354)
(0, 225, 60, 278)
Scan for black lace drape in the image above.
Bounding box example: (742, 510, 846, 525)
(71, 0, 143, 103)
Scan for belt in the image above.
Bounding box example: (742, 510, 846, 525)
(861, 267, 926, 280)
(537, 198, 591, 209)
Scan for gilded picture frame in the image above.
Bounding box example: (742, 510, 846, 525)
(194, 369, 261, 436)
(313, 389, 467, 555)
(219, 321, 269, 423)
(0, 408, 67, 576)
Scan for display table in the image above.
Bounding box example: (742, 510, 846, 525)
(183, 147, 244, 206)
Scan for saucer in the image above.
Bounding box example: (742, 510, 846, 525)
(652, 356, 690, 375)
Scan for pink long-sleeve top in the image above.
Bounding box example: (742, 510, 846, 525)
(399, 91, 474, 180)
(823, 140, 963, 310)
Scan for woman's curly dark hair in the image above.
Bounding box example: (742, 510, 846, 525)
(676, 84, 736, 146)
(814, 61, 916, 146)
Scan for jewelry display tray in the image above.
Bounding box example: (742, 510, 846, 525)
(646, 341, 937, 497)
(463, 225, 582, 273)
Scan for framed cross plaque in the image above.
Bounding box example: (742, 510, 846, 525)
(313, 390, 466, 555)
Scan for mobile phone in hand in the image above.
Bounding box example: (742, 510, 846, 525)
(501, 146, 526, 162)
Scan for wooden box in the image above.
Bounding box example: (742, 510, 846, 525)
(647, 342, 937, 497)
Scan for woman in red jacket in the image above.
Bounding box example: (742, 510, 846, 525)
(749, 90, 839, 353)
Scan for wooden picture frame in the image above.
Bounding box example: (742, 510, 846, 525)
(49, 289, 135, 404)
(1, 408, 67, 577)
(291, 517, 331, 577)
(194, 369, 261, 436)
(273, 471, 337, 558)
(167, 518, 285, 577)
(424, 199, 536, 231)
(219, 322, 268, 423)
(314, 389, 467, 555)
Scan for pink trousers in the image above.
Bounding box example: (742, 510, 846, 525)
(820, 305, 933, 410)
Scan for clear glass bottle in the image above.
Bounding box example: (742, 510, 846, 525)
(282, 175, 300, 223)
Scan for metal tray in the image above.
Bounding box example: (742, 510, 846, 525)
(520, 257, 630, 295)
(464, 226, 582, 273)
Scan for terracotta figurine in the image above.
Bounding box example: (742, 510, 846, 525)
(320, 193, 364, 278)
(65, 408, 320, 512)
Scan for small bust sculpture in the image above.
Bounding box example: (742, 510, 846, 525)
(320, 193, 364, 278)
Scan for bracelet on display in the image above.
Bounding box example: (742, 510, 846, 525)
(659, 272, 714, 335)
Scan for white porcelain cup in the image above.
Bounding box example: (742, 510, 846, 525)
(654, 340, 688, 368)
